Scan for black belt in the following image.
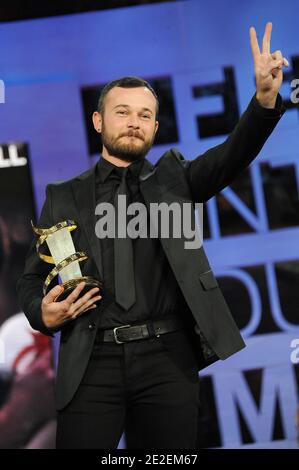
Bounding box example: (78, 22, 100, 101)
(95, 316, 185, 344)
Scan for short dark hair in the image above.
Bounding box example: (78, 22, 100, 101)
(97, 76, 159, 116)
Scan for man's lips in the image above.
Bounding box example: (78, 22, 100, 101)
(121, 134, 143, 140)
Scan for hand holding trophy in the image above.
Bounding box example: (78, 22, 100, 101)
(32, 220, 102, 330)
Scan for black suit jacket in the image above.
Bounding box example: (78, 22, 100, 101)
(16, 94, 284, 410)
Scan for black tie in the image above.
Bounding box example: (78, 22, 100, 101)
(114, 167, 136, 310)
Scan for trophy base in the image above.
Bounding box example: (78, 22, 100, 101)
(55, 276, 102, 303)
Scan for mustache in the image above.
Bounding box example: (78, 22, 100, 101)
(119, 130, 144, 140)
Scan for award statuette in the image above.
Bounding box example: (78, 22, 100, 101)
(31, 220, 102, 302)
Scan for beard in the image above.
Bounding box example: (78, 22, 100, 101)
(101, 122, 155, 163)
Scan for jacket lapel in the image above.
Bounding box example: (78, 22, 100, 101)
(71, 164, 103, 280)
(139, 159, 172, 252)
(139, 163, 162, 206)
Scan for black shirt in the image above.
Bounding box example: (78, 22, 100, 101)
(95, 156, 190, 329)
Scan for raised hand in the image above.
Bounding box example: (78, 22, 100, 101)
(250, 22, 289, 108)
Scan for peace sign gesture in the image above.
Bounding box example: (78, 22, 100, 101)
(250, 22, 289, 108)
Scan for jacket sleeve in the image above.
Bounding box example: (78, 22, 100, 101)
(16, 184, 55, 337)
(185, 93, 285, 202)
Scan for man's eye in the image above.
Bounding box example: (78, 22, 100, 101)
(117, 110, 126, 115)
(142, 115, 151, 119)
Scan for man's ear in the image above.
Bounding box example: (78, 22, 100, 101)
(92, 111, 102, 133)
(154, 120, 159, 135)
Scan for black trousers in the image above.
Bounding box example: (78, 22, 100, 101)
(56, 328, 201, 449)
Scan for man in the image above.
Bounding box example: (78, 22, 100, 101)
(17, 23, 288, 449)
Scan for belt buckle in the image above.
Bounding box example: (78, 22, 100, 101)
(113, 324, 131, 344)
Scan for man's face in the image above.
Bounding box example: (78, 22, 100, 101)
(94, 86, 159, 162)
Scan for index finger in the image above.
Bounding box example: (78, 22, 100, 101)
(262, 22, 272, 54)
(249, 26, 261, 61)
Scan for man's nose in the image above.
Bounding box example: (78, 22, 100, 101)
(127, 115, 140, 128)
